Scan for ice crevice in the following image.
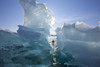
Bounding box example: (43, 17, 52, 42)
(17, 0, 80, 67)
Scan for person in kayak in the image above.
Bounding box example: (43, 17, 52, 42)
(52, 40, 55, 46)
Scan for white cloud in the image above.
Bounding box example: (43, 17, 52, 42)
(98, 21, 100, 27)
(57, 16, 85, 23)
(98, 21, 100, 24)
(56, 14, 97, 24)
(0, 27, 2, 30)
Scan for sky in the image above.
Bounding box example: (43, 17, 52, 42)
(0, 0, 100, 31)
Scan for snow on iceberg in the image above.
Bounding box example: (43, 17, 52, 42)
(56, 22, 100, 67)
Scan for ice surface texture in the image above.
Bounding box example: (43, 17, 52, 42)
(17, 25, 41, 41)
(0, 28, 52, 67)
(0, 0, 56, 66)
(56, 22, 100, 67)
(19, 0, 55, 35)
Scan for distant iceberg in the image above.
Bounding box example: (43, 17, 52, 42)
(56, 22, 100, 67)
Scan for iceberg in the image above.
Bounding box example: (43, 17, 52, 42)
(0, 27, 52, 67)
(18, 0, 82, 67)
(0, 0, 56, 67)
(0, 0, 89, 67)
(56, 22, 100, 67)
(19, 0, 55, 37)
